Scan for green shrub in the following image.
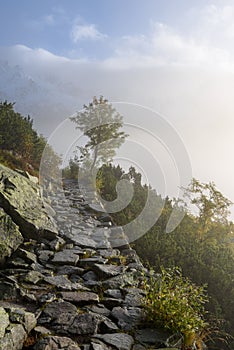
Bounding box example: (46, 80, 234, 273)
(142, 266, 209, 345)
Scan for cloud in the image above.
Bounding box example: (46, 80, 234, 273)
(1, 3, 234, 214)
(71, 23, 107, 42)
(104, 16, 234, 70)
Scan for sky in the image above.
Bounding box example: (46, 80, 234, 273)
(1, 0, 234, 218)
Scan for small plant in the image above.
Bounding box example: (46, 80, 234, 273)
(141, 266, 209, 348)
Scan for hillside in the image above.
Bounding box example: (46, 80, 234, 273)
(0, 163, 208, 350)
(1, 101, 234, 349)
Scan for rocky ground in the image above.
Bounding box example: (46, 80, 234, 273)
(0, 165, 181, 350)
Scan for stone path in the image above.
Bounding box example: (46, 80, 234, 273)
(51, 179, 130, 250)
(0, 178, 181, 350)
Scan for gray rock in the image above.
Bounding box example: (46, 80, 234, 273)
(79, 257, 108, 268)
(0, 333, 14, 349)
(56, 265, 84, 276)
(82, 345, 91, 350)
(111, 306, 143, 331)
(0, 307, 9, 338)
(34, 336, 81, 350)
(49, 236, 66, 251)
(102, 297, 123, 309)
(69, 313, 99, 335)
(87, 304, 111, 317)
(33, 325, 52, 336)
(38, 292, 57, 304)
(95, 240, 112, 249)
(0, 281, 18, 300)
(4, 324, 26, 350)
(43, 275, 84, 290)
(7, 307, 37, 333)
(38, 300, 77, 329)
(15, 169, 38, 184)
(67, 233, 97, 248)
(7, 257, 29, 269)
(93, 264, 126, 279)
(82, 270, 98, 281)
(99, 318, 119, 333)
(123, 288, 145, 307)
(94, 333, 134, 350)
(91, 340, 112, 350)
(0, 209, 23, 265)
(0, 307, 37, 350)
(132, 345, 146, 350)
(37, 250, 54, 264)
(102, 271, 139, 290)
(23, 271, 43, 284)
(60, 291, 99, 305)
(97, 249, 120, 258)
(0, 164, 58, 241)
(109, 239, 129, 249)
(135, 328, 173, 347)
(51, 249, 80, 266)
(104, 289, 122, 299)
(14, 248, 37, 264)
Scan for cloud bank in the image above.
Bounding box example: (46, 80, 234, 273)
(1, 3, 234, 214)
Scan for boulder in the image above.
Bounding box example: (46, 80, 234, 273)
(0, 307, 36, 350)
(0, 208, 23, 265)
(0, 164, 58, 241)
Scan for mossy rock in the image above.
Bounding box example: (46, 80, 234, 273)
(0, 208, 23, 265)
(0, 163, 58, 242)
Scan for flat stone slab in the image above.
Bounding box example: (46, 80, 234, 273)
(43, 275, 84, 290)
(51, 249, 81, 266)
(60, 291, 99, 305)
(67, 234, 97, 248)
(93, 264, 126, 279)
(94, 333, 134, 350)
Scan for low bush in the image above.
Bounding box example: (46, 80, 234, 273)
(142, 266, 209, 347)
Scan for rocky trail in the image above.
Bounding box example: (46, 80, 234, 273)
(0, 165, 179, 350)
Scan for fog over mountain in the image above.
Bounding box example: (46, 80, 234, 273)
(1, 2, 234, 217)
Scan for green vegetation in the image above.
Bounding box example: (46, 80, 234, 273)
(0, 101, 45, 173)
(70, 96, 128, 171)
(2, 96, 233, 349)
(0, 101, 60, 175)
(64, 159, 234, 348)
(87, 163, 234, 349)
(142, 267, 208, 348)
